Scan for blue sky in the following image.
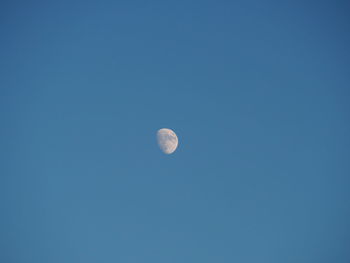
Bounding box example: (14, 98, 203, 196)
(1, 0, 350, 262)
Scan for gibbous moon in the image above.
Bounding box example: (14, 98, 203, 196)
(157, 128, 178, 154)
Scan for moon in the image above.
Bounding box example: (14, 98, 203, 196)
(157, 128, 178, 154)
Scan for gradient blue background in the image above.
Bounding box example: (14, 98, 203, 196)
(1, 0, 350, 262)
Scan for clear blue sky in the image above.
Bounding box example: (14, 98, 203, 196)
(1, 0, 350, 262)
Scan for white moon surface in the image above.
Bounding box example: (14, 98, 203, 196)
(157, 128, 178, 154)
